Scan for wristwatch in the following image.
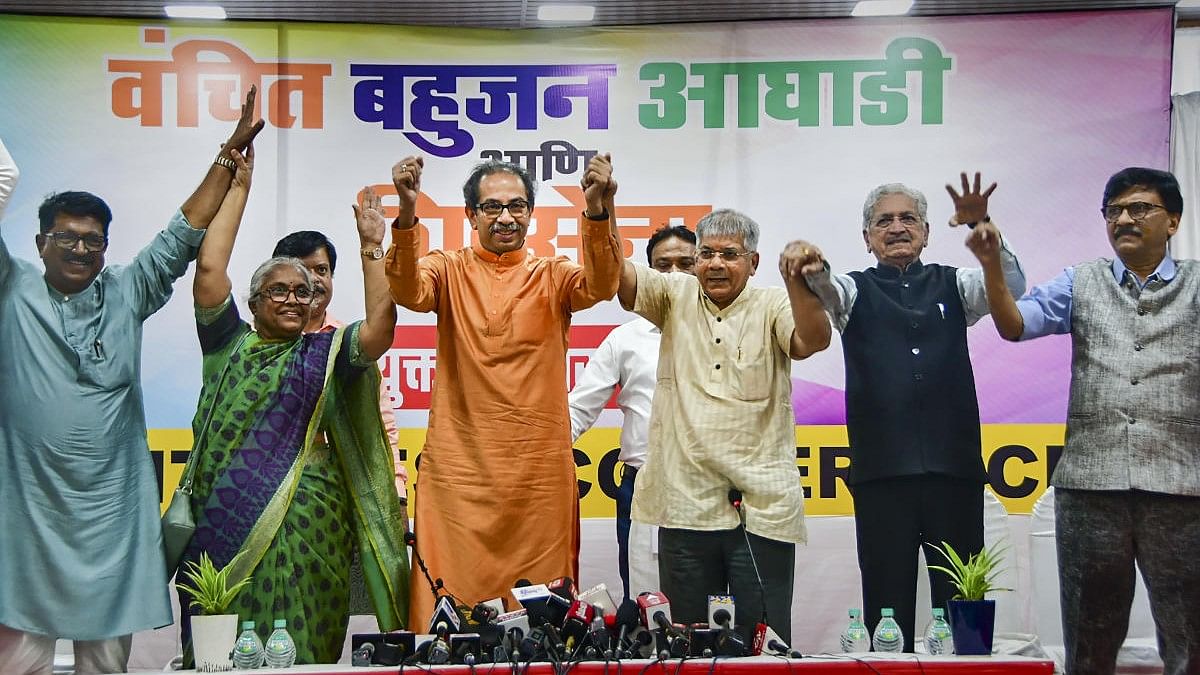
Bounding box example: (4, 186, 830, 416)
(361, 245, 384, 260)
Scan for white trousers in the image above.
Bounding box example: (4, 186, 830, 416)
(627, 520, 662, 598)
(0, 623, 131, 675)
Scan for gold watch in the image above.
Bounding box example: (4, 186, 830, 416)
(361, 245, 384, 260)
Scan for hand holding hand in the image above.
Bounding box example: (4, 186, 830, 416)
(964, 219, 1003, 264)
(580, 153, 616, 215)
(392, 156, 424, 227)
(230, 145, 254, 190)
(945, 172, 996, 227)
(779, 240, 825, 281)
(223, 85, 265, 157)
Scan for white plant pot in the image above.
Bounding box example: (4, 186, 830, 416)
(192, 613, 238, 672)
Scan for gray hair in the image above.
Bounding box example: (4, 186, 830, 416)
(696, 208, 760, 252)
(462, 160, 537, 210)
(861, 183, 928, 231)
(247, 256, 314, 309)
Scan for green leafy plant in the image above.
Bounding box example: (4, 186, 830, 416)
(176, 551, 252, 615)
(928, 541, 1011, 601)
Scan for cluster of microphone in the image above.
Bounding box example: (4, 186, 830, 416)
(351, 577, 801, 667)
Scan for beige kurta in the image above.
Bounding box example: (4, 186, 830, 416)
(385, 216, 621, 629)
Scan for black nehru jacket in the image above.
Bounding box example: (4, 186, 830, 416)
(841, 260, 985, 486)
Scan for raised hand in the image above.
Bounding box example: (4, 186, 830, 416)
(945, 172, 996, 227)
(354, 186, 388, 246)
(779, 240, 826, 281)
(392, 155, 424, 228)
(230, 145, 253, 191)
(223, 85, 265, 157)
(580, 153, 616, 215)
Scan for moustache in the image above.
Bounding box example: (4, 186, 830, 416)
(63, 254, 96, 265)
(491, 223, 520, 234)
(884, 235, 912, 244)
(1114, 226, 1141, 239)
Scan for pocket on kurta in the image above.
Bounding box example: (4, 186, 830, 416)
(509, 296, 556, 348)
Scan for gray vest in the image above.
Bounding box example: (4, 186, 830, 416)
(1056, 258, 1200, 496)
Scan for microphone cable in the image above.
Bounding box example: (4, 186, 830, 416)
(728, 488, 770, 629)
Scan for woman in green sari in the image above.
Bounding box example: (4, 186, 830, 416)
(177, 143, 408, 665)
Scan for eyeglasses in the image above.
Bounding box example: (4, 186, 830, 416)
(45, 231, 107, 252)
(475, 199, 531, 218)
(697, 248, 754, 262)
(1102, 202, 1165, 222)
(653, 257, 697, 272)
(871, 213, 922, 230)
(261, 284, 315, 305)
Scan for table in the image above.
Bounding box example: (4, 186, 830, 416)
(181, 654, 1055, 674)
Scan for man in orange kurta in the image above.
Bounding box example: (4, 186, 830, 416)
(383, 154, 622, 629)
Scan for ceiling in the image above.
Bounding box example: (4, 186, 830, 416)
(0, 0, 1192, 29)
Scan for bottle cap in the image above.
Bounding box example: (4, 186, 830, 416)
(849, 608, 861, 619)
(932, 608, 944, 618)
(274, 619, 287, 628)
(881, 608, 894, 617)
(242, 620, 255, 630)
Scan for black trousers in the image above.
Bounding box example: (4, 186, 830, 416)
(1056, 488, 1200, 675)
(851, 475, 984, 652)
(657, 526, 795, 643)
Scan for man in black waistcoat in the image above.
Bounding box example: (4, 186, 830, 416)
(802, 173, 1026, 650)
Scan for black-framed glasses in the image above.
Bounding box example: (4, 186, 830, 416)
(1102, 202, 1165, 222)
(475, 199, 530, 218)
(698, 248, 754, 262)
(871, 213, 921, 229)
(653, 257, 697, 272)
(261, 284, 315, 305)
(45, 231, 108, 252)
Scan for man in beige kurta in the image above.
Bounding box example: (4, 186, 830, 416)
(384, 154, 622, 629)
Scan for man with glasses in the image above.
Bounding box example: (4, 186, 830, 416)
(977, 167, 1199, 674)
(568, 224, 697, 601)
(615, 209, 831, 642)
(384, 154, 623, 627)
(0, 89, 263, 674)
(801, 174, 1025, 651)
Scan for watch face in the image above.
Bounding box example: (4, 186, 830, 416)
(364, 246, 384, 259)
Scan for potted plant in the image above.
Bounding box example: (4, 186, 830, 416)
(177, 551, 252, 672)
(927, 541, 1010, 655)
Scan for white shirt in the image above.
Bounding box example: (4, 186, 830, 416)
(568, 317, 661, 468)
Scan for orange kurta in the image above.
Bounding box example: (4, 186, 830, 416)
(385, 216, 621, 629)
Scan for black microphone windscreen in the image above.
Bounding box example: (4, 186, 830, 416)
(404, 532, 416, 546)
(515, 578, 532, 588)
(615, 599, 640, 627)
(728, 488, 742, 506)
(713, 609, 731, 626)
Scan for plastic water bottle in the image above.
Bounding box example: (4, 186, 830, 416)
(263, 619, 297, 668)
(231, 620, 265, 669)
(839, 608, 871, 652)
(923, 608, 953, 655)
(871, 608, 904, 653)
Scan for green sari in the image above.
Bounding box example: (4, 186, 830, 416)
(178, 300, 408, 664)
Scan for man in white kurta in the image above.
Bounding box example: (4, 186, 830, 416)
(617, 208, 831, 644)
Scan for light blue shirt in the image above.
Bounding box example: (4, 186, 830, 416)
(1017, 256, 1178, 339)
(0, 155, 204, 638)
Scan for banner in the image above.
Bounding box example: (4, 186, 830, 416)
(0, 9, 1173, 516)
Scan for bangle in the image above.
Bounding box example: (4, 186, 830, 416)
(964, 215, 990, 229)
(213, 155, 236, 172)
(583, 209, 609, 221)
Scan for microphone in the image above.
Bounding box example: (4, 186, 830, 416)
(708, 595, 746, 656)
(428, 595, 464, 634)
(578, 583, 617, 617)
(594, 612, 616, 658)
(428, 623, 451, 665)
(449, 633, 482, 665)
(562, 599, 597, 653)
(512, 580, 571, 627)
(470, 600, 501, 626)
(351, 641, 374, 666)
(636, 591, 674, 632)
(729, 485, 778, 656)
(613, 598, 640, 658)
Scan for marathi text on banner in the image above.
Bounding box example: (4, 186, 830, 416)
(639, 37, 952, 129)
(350, 63, 617, 157)
(108, 27, 331, 128)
